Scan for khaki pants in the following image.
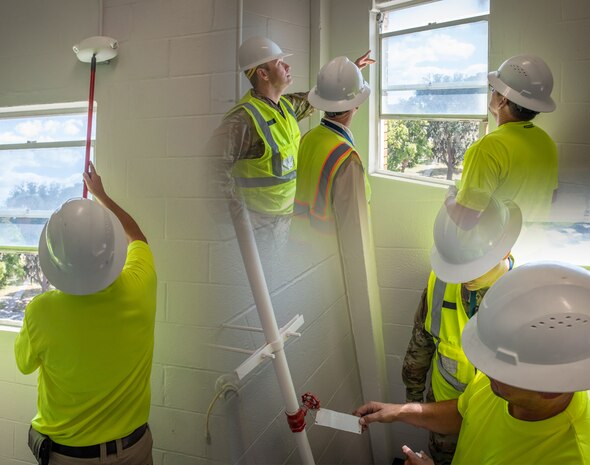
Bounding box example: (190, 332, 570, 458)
(48, 427, 153, 465)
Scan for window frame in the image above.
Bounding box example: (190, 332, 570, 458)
(0, 101, 93, 327)
(374, 2, 490, 185)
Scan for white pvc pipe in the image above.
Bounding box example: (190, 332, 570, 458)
(228, 199, 315, 464)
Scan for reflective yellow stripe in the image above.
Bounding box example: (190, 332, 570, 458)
(313, 143, 352, 218)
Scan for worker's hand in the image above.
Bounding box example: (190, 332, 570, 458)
(402, 445, 434, 465)
(82, 162, 107, 202)
(444, 185, 458, 204)
(353, 401, 401, 431)
(354, 50, 376, 70)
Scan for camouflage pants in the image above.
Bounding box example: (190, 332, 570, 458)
(426, 388, 458, 465)
(428, 430, 459, 465)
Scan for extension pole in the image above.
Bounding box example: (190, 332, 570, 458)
(82, 53, 97, 198)
(228, 198, 315, 464)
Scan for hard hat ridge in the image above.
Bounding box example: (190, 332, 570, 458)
(238, 36, 292, 72)
(462, 261, 590, 392)
(488, 54, 556, 113)
(39, 198, 127, 295)
(308, 56, 371, 112)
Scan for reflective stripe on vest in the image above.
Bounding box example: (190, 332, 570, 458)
(283, 102, 296, 120)
(295, 124, 371, 228)
(429, 277, 446, 339)
(313, 143, 352, 217)
(435, 346, 468, 393)
(234, 170, 296, 187)
(429, 277, 470, 394)
(229, 93, 300, 215)
(233, 102, 290, 184)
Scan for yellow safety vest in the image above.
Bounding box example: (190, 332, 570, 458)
(295, 122, 371, 230)
(424, 272, 476, 401)
(229, 90, 301, 215)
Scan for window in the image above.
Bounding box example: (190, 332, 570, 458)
(0, 102, 94, 326)
(376, 0, 490, 183)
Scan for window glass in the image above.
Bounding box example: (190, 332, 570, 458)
(513, 222, 590, 268)
(381, 21, 488, 116)
(381, 0, 490, 33)
(0, 251, 46, 324)
(0, 104, 92, 325)
(0, 114, 88, 144)
(380, 119, 480, 181)
(377, 0, 489, 183)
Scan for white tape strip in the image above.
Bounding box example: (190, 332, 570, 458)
(314, 408, 362, 434)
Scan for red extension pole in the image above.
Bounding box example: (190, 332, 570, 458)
(82, 54, 97, 198)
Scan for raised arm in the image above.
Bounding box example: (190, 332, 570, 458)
(354, 50, 376, 70)
(444, 186, 483, 230)
(83, 162, 147, 244)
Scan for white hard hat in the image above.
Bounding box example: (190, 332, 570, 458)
(431, 197, 522, 284)
(308, 56, 370, 112)
(238, 36, 292, 71)
(39, 198, 127, 295)
(462, 261, 590, 392)
(488, 54, 556, 113)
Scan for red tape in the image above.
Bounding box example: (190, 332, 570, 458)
(285, 392, 321, 433)
(286, 408, 307, 433)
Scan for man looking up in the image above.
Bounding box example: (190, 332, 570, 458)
(15, 162, 157, 465)
(209, 36, 373, 245)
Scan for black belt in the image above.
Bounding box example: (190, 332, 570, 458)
(51, 424, 148, 458)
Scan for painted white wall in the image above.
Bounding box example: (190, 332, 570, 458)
(0, 0, 372, 464)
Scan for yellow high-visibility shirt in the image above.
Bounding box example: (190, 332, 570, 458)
(14, 240, 157, 446)
(456, 121, 558, 222)
(453, 372, 590, 465)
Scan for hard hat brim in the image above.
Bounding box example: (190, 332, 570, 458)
(308, 83, 370, 112)
(38, 208, 128, 295)
(240, 52, 293, 72)
(462, 315, 590, 392)
(430, 201, 522, 284)
(488, 72, 556, 113)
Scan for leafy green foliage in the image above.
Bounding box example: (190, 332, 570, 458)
(383, 72, 484, 179)
(426, 120, 479, 180)
(0, 253, 26, 288)
(385, 120, 432, 172)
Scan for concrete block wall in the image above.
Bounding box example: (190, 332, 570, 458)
(0, 328, 38, 465)
(0, 0, 371, 464)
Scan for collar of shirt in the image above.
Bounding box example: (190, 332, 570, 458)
(461, 285, 487, 317)
(321, 118, 355, 146)
(251, 89, 285, 117)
